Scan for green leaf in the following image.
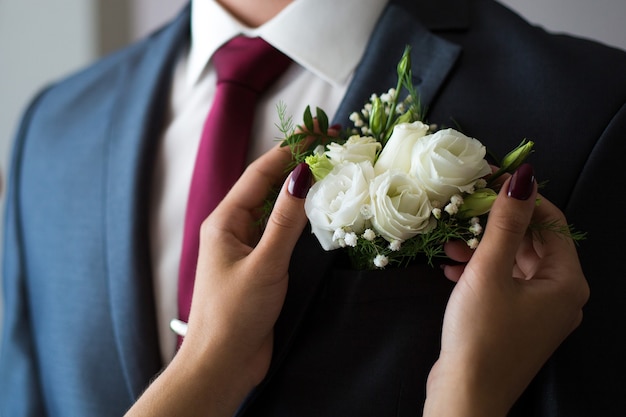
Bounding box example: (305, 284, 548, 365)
(303, 105, 314, 132)
(316, 107, 329, 134)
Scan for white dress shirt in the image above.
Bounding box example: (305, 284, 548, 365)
(150, 0, 388, 362)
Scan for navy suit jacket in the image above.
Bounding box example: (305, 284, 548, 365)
(2, 0, 626, 415)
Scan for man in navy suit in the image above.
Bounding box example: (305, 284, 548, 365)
(2, 0, 625, 415)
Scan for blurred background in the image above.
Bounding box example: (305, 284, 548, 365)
(0, 0, 625, 329)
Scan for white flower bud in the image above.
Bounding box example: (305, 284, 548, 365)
(373, 254, 389, 268)
(444, 203, 459, 215)
(389, 240, 402, 251)
(362, 229, 376, 241)
(467, 238, 479, 249)
(344, 232, 358, 247)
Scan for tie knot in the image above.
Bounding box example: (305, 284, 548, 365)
(213, 36, 291, 93)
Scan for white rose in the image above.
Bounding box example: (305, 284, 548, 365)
(304, 161, 375, 250)
(325, 135, 381, 166)
(369, 170, 435, 242)
(374, 121, 430, 175)
(410, 128, 491, 202)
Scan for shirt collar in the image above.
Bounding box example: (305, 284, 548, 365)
(188, 0, 389, 87)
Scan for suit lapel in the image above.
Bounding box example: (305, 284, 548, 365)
(333, 0, 463, 126)
(239, 1, 464, 413)
(104, 5, 191, 399)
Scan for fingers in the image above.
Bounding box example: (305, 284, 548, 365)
(222, 144, 294, 213)
(468, 164, 538, 280)
(442, 264, 466, 282)
(254, 163, 312, 270)
(442, 240, 473, 282)
(444, 240, 473, 263)
(529, 193, 589, 307)
(530, 193, 579, 258)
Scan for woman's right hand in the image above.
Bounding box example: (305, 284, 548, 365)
(424, 164, 589, 417)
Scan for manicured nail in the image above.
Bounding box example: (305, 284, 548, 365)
(507, 163, 535, 200)
(288, 162, 312, 199)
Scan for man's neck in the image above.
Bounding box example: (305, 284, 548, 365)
(216, 0, 293, 27)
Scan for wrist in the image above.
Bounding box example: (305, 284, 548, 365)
(424, 356, 510, 417)
(170, 335, 261, 414)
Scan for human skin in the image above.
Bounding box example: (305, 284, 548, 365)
(125, 152, 588, 417)
(125, 144, 312, 417)
(125, 2, 588, 413)
(217, 0, 293, 27)
(424, 166, 589, 416)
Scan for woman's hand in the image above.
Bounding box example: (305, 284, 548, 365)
(126, 144, 312, 417)
(424, 164, 589, 417)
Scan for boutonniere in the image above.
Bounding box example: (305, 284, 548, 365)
(275, 46, 583, 270)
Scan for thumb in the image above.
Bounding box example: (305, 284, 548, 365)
(469, 164, 537, 279)
(254, 163, 312, 267)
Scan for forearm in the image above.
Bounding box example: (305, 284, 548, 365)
(125, 341, 256, 417)
(423, 357, 512, 417)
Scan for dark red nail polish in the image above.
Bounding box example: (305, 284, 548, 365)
(507, 163, 535, 200)
(288, 162, 312, 199)
(330, 123, 342, 131)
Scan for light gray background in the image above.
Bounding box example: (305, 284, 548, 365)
(1, 0, 625, 332)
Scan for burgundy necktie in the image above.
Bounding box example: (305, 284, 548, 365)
(177, 36, 291, 329)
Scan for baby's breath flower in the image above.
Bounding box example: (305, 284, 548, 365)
(475, 178, 487, 189)
(344, 232, 358, 247)
(333, 228, 346, 242)
(362, 229, 376, 241)
(470, 216, 480, 225)
(469, 223, 483, 236)
(445, 203, 459, 215)
(349, 112, 360, 122)
(450, 194, 464, 206)
(467, 238, 479, 250)
(373, 254, 389, 268)
(389, 240, 402, 251)
(432, 208, 442, 219)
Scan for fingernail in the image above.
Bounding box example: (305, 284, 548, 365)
(330, 123, 342, 131)
(288, 162, 312, 199)
(507, 163, 535, 200)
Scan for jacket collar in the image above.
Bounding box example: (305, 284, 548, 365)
(332, 0, 463, 127)
(396, 0, 470, 31)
